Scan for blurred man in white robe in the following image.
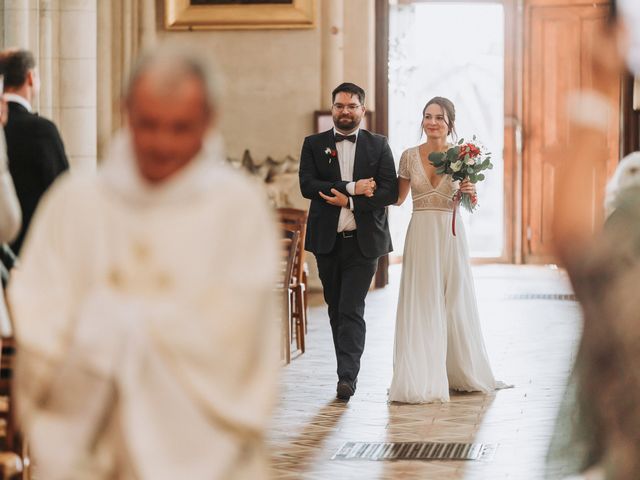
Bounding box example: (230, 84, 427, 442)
(7, 45, 279, 480)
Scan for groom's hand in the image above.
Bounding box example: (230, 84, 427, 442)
(319, 189, 349, 208)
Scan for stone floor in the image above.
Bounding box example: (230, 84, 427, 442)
(268, 264, 581, 479)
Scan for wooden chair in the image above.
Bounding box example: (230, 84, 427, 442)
(0, 246, 27, 479)
(278, 230, 298, 364)
(0, 451, 22, 479)
(277, 209, 308, 354)
(0, 318, 25, 479)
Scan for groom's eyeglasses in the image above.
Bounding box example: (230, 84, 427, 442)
(332, 103, 363, 112)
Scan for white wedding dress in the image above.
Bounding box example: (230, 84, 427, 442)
(388, 146, 496, 403)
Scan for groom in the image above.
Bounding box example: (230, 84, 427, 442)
(299, 82, 398, 400)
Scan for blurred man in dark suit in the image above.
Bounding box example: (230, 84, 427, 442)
(0, 48, 68, 255)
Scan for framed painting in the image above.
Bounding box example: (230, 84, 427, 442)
(314, 110, 374, 134)
(165, 0, 316, 30)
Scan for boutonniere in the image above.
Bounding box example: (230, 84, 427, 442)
(324, 147, 337, 164)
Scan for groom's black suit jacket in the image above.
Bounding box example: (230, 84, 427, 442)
(299, 128, 398, 259)
(4, 101, 69, 255)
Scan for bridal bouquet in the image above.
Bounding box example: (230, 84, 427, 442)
(428, 136, 493, 212)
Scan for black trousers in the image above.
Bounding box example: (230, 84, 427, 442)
(316, 233, 379, 383)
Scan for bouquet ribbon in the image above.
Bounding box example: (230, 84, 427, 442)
(452, 190, 462, 237)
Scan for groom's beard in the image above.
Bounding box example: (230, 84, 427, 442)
(334, 115, 360, 132)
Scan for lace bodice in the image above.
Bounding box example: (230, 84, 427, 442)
(398, 147, 458, 212)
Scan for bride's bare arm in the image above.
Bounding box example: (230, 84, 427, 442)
(395, 178, 411, 206)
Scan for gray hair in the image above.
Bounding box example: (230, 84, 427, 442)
(604, 151, 640, 217)
(124, 42, 223, 111)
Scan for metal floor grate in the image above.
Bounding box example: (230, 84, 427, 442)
(505, 293, 576, 301)
(332, 442, 497, 461)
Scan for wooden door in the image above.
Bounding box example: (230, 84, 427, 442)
(523, 0, 620, 263)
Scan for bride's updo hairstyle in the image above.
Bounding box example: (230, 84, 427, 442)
(421, 96, 458, 141)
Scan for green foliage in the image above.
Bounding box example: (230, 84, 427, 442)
(428, 151, 445, 166)
(460, 193, 475, 212)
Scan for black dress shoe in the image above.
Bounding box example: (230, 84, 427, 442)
(336, 380, 356, 400)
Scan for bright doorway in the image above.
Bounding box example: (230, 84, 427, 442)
(387, 1, 506, 259)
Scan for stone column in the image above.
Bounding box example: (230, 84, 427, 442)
(344, 0, 375, 111)
(97, 0, 114, 159)
(57, 0, 97, 171)
(2, 0, 32, 50)
(38, 0, 56, 119)
(97, 0, 156, 159)
(2, 1, 97, 170)
(321, 0, 344, 108)
(139, 0, 156, 49)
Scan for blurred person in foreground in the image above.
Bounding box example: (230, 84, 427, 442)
(0, 93, 21, 250)
(547, 1, 640, 479)
(7, 44, 279, 480)
(0, 93, 22, 335)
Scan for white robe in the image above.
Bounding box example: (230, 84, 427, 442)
(8, 132, 280, 480)
(0, 128, 22, 337)
(0, 129, 21, 244)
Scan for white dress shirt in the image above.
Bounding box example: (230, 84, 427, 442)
(4, 93, 33, 112)
(334, 127, 358, 233)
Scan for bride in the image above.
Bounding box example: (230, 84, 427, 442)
(388, 96, 497, 404)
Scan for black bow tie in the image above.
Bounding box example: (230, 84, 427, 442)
(335, 133, 356, 143)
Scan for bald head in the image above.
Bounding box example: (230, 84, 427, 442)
(125, 46, 219, 184)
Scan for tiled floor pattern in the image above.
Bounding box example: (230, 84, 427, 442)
(268, 265, 580, 479)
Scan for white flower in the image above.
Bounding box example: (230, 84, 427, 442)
(325, 147, 331, 155)
(464, 157, 476, 165)
(450, 161, 463, 172)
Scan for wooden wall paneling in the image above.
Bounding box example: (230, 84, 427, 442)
(522, 0, 619, 263)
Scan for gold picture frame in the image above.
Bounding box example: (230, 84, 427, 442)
(165, 0, 316, 31)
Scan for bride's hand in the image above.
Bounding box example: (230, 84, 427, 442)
(459, 179, 476, 195)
